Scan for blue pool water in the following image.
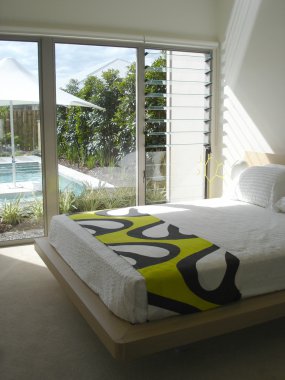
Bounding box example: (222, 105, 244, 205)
(0, 162, 85, 201)
(0, 162, 41, 183)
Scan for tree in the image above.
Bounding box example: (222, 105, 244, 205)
(57, 70, 123, 166)
(113, 62, 136, 160)
(145, 54, 167, 149)
(57, 55, 166, 168)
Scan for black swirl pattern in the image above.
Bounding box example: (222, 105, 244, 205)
(148, 293, 200, 314)
(108, 241, 180, 269)
(71, 211, 241, 316)
(75, 218, 133, 236)
(176, 245, 241, 305)
(127, 220, 197, 240)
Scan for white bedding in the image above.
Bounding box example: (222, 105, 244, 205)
(48, 198, 285, 323)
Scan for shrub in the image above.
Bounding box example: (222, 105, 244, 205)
(59, 190, 77, 214)
(73, 185, 136, 212)
(30, 199, 44, 220)
(146, 181, 166, 204)
(0, 197, 23, 225)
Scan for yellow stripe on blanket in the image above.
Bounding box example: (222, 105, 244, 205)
(69, 209, 241, 315)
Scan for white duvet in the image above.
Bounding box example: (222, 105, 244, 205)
(48, 198, 285, 323)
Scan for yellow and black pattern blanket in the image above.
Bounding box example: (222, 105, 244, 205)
(69, 208, 241, 316)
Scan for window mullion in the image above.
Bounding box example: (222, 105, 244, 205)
(136, 47, 146, 205)
(39, 37, 59, 233)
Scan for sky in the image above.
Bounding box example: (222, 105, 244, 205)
(0, 40, 136, 88)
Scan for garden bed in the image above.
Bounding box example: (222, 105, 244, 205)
(0, 218, 44, 241)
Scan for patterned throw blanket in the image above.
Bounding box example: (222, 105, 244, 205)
(69, 208, 241, 316)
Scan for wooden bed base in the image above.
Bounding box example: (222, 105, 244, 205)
(35, 237, 285, 360)
(35, 151, 285, 360)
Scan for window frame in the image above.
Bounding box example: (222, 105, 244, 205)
(0, 34, 218, 245)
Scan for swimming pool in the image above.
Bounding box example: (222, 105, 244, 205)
(0, 162, 41, 183)
(0, 161, 87, 203)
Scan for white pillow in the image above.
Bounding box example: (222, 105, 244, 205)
(232, 165, 285, 208)
(274, 197, 285, 213)
(265, 164, 285, 170)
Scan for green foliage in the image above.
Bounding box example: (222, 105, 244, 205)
(57, 68, 128, 168)
(73, 185, 103, 211)
(57, 56, 165, 170)
(74, 185, 136, 212)
(145, 55, 167, 149)
(2, 132, 21, 147)
(0, 106, 9, 119)
(112, 63, 136, 161)
(59, 190, 77, 214)
(146, 181, 166, 205)
(86, 155, 96, 170)
(56, 54, 167, 213)
(1, 197, 23, 225)
(30, 199, 44, 220)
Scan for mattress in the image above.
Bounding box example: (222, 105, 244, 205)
(48, 198, 285, 323)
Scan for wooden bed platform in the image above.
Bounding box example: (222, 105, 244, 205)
(34, 151, 285, 360)
(35, 238, 285, 360)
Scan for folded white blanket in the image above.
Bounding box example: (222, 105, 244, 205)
(48, 198, 285, 323)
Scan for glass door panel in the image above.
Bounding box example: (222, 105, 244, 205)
(55, 43, 137, 213)
(0, 40, 44, 243)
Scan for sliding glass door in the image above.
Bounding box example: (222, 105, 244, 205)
(55, 43, 138, 213)
(0, 39, 44, 243)
(0, 36, 214, 245)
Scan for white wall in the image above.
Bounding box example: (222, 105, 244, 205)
(6, 0, 285, 199)
(217, 0, 235, 40)
(0, 0, 218, 42)
(218, 0, 285, 195)
(3, 0, 284, 199)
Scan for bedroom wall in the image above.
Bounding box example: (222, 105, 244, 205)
(7, 0, 284, 199)
(218, 0, 285, 195)
(0, 0, 218, 42)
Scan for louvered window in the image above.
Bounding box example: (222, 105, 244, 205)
(144, 49, 212, 204)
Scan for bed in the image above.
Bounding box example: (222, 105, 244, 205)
(35, 151, 285, 360)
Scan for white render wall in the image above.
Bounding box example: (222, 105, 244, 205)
(217, 0, 285, 196)
(2, 0, 284, 199)
(0, 0, 218, 42)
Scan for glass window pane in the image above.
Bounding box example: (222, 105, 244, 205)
(145, 49, 212, 204)
(55, 43, 137, 213)
(0, 40, 44, 242)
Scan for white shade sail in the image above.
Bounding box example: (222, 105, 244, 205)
(0, 57, 104, 109)
(0, 57, 104, 186)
